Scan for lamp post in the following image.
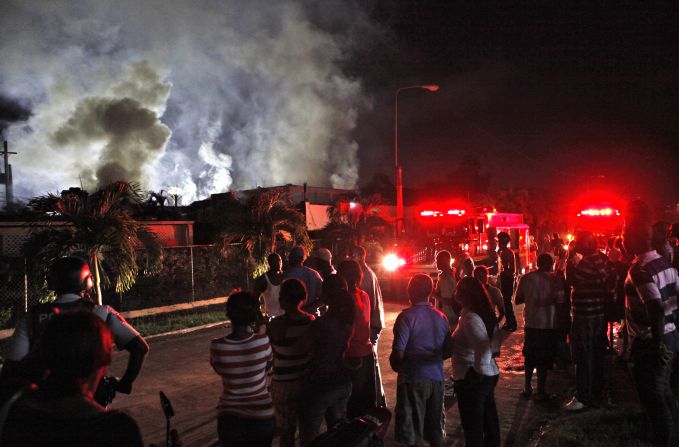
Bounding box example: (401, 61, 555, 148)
(394, 84, 439, 236)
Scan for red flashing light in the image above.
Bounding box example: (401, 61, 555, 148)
(578, 208, 619, 217)
(447, 209, 466, 216)
(420, 209, 466, 217)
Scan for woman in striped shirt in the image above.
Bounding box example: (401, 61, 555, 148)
(267, 279, 315, 447)
(210, 291, 274, 447)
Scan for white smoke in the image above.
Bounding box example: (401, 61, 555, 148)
(0, 0, 369, 202)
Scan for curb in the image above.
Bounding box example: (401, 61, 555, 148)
(145, 320, 231, 341)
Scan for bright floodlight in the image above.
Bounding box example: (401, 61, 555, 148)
(382, 253, 405, 272)
(423, 85, 439, 91)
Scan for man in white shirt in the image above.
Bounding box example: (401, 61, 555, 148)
(515, 253, 564, 400)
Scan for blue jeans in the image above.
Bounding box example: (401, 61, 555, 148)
(570, 315, 607, 406)
(632, 337, 679, 446)
(298, 381, 352, 446)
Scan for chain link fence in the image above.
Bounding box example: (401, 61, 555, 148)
(0, 244, 250, 329)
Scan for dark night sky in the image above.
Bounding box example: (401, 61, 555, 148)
(351, 2, 679, 208)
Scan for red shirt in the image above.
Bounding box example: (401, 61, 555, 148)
(347, 289, 373, 357)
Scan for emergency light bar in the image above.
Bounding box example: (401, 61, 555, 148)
(420, 209, 466, 217)
(578, 208, 620, 217)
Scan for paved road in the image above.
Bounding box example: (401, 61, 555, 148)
(110, 302, 549, 446)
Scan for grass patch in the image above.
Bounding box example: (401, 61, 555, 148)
(532, 406, 652, 447)
(126, 304, 228, 337)
(0, 306, 228, 364)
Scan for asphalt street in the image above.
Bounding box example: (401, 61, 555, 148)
(110, 302, 539, 446)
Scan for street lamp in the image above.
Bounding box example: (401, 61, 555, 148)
(394, 84, 439, 235)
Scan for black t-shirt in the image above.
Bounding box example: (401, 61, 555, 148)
(2, 395, 143, 447)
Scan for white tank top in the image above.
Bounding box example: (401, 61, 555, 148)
(261, 274, 283, 317)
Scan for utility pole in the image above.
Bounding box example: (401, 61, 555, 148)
(1, 141, 17, 209)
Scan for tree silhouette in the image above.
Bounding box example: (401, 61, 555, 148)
(24, 182, 162, 305)
(212, 188, 310, 277)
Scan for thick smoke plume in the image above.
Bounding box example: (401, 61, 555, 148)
(0, 0, 369, 202)
(0, 95, 31, 136)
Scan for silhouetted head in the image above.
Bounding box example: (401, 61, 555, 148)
(267, 253, 282, 272)
(497, 232, 510, 247)
(349, 245, 367, 263)
(623, 220, 653, 256)
(47, 257, 94, 295)
(459, 257, 475, 277)
(457, 276, 497, 338)
(457, 277, 488, 309)
(574, 231, 598, 256)
(313, 247, 333, 265)
(473, 265, 490, 284)
(279, 279, 307, 312)
(337, 259, 363, 291)
(321, 274, 348, 302)
(226, 291, 262, 326)
(407, 274, 433, 304)
(536, 253, 554, 272)
(436, 250, 452, 270)
(289, 246, 307, 266)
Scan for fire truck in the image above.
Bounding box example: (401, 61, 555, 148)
(380, 206, 532, 279)
(567, 201, 624, 245)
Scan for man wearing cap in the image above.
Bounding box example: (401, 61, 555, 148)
(283, 246, 323, 314)
(308, 247, 336, 280)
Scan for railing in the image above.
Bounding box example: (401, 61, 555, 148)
(0, 244, 250, 330)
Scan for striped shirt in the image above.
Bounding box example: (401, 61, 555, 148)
(625, 250, 679, 340)
(267, 314, 314, 381)
(568, 252, 610, 318)
(210, 333, 274, 419)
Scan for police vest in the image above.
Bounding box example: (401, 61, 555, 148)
(27, 299, 96, 351)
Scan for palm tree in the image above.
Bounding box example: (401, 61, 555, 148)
(325, 192, 390, 246)
(212, 188, 310, 277)
(24, 182, 162, 305)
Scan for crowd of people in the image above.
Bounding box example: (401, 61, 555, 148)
(1, 199, 679, 447)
